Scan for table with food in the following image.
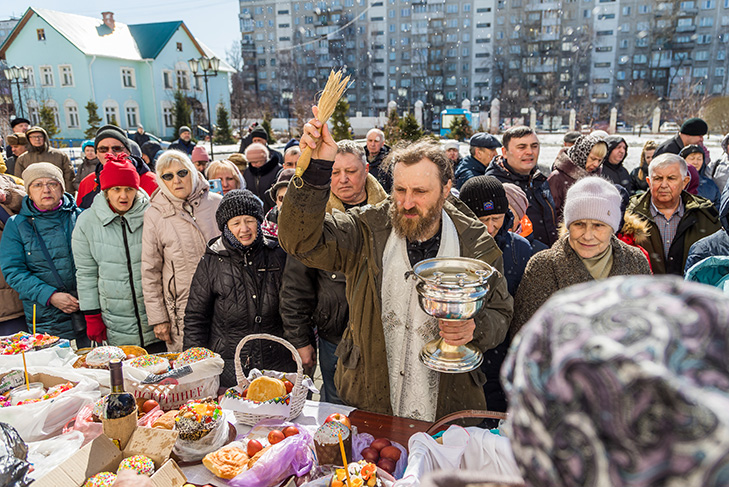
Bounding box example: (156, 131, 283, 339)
(0, 332, 523, 487)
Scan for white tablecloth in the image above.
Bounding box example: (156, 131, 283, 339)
(181, 400, 354, 486)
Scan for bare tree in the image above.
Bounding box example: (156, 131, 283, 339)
(667, 77, 708, 122)
(621, 81, 659, 136)
(701, 96, 729, 135)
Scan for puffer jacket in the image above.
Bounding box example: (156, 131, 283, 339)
(13, 127, 75, 190)
(72, 192, 157, 347)
(627, 190, 721, 275)
(0, 175, 26, 322)
(243, 157, 282, 213)
(0, 193, 81, 339)
(707, 133, 729, 191)
(685, 255, 729, 292)
(141, 173, 222, 352)
(696, 161, 721, 210)
(601, 136, 633, 194)
(183, 235, 295, 387)
(366, 144, 392, 193)
(485, 155, 558, 246)
(685, 185, 729, 273)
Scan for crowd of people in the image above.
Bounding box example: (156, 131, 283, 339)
(1, 112, 729, 427)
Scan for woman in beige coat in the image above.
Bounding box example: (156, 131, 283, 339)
(141, 150, 222, 351)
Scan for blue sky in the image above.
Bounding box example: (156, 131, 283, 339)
(7, 1, 240, 63)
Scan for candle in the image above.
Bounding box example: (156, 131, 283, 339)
(338, 431, 352, 487)
(21, 350, 29, 391)
(32, 304, 36, 335)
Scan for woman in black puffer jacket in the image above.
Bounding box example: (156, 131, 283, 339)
(183, 189, 295, 387)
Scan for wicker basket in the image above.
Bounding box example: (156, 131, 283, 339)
(231, 333, 307, 426)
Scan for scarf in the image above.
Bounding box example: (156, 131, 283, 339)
(223, 224, 262, 251)
(381, 209, 460, 421)
(579, 243, 613, 280)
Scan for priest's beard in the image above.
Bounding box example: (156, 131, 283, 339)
(389, 192, 446, 242)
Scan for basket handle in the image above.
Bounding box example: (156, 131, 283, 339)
(426, 409, 508, 435)
(234, 333, 304, 392)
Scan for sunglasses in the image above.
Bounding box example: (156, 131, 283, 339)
(160, 169, 190, 181)
(97, 145, 126, 154)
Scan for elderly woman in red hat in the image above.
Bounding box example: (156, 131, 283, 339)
(72, 154, 162, 351)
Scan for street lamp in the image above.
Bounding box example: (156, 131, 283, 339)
(188, 56, 220, 159)
(3, 66, 29, 118)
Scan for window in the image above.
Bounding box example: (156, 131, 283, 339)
(694, 50, 709, 60)
(46, 101, 60, 128)
(39, 66, 53, 86)
(620, 23, 630, 32)
(176, 69, 189, 90)
(699, 17, 713, 27)
(694, 67, 709, 77)
(702, 0, 714, 6)
(28, 104, 40, 125)
(65, 101, 79, 128)
(125, 104, 139, 128)
(121, 68, 136, 88)
(622, 6, 631, 14)
(716, 67, 725, 76)
(620, 39, 629, 48)
(162, 70, 173, 89)
(633, 54, 648, 63)
(176, 42, 182, 51)
(163, 106, 173, 127)
(37, 29, 45, 41)
(464, 4, 471, 11)
(59, 65, 73, 86)
(446, 4, 458, 13)
(638, 4, 652, 12)
(636, 37, 649, 47)
(698, 34, 711, 43)
(104, 103, 119, 125)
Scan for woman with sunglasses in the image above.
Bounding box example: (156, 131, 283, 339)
(72, 154, 162, 350)
(140, 150, 222, 352)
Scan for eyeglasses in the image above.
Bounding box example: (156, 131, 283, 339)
(28, 134, 44, 140)
(29, 181, 61, 191)
(160, 169, 190, 181)
(97, 145, 126, 154)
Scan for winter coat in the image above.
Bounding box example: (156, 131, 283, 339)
(685, 256, 729, 292)
(76, 155, 157, 209)
(654, 134, 684, 157)
(73, 157, 99, 192)
(14, 127, 74, 189)
(493, 211, 535, 296)
(630, 164, 650, 193)
(132, 132, 150, 148)
(282, 174, 389, 349)
(627, 190, 721, 275)
(454, 154, 489, 190)
(694, 161, 721, 210)
(485, 156, 558, 246)
(183, 235, 295, 387)
(616, 212, 652, 272)
(685, 187, 729, 273)
(141, 173, 222, 351)
(365, 144, 392, 193)
(548, 149, 591, 223)
(707, 133, 729, 191)
(511, 234, 651, 336)
(601, 136, 633, 194)
(168, 138, 195, 156)
(0, 175, 26, 322)
(0, 193, 81, 339)
(243, 157, 282, 213)
(72, 192, 157, 347)
(278, 159, 514, 418)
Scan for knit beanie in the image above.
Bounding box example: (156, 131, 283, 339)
(250, 126, 269, 142)
(563, 177, 622, 232)
(22, 162, 65, 192)
(99, 154, 140, 190)
(95, 124, 131, 152)
(503, 183, 528, 222)
(179, 126, 191, 135)
(81, 140, 95, 151)
(191, 145, 210, 163)
(284, 138, 299, 151)
(680, 118, 708, 136)
(216, 189, 264, 231)
(679, 144, 704, 160)
(459, 176, 509, 218)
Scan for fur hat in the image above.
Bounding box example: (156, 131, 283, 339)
(215, 189, 264, 231)
(22, 162, 65, 192)
(563, 177, 622, 232)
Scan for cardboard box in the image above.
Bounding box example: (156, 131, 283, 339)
(33, 426, 187, 487)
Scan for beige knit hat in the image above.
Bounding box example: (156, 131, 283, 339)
(21, 162, 65, 192)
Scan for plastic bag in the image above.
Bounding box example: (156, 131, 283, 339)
(62, 404, 103, 447)
(0, 422, 31, 487)
(352, 432, 408, 479)
(228, 425, 315, 487)
(172, 417, 230, 463)
(0, 367, 100, 442)
(0, 341, 75, 370)
(26, 430, 84, 480)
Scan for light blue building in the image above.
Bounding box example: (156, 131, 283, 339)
(0, 7, 233, 143)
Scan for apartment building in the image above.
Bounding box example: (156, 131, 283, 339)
(238, 0, 494, 129)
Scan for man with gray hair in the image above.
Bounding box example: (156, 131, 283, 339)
(283, 146, 301, 170)
(365, 128, 391, 192)
(280, 138, 388, 404)
(243, 142, 281, 212)
(627, 153, 720, 275)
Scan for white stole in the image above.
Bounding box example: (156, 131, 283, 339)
(381, 210, 460, 421)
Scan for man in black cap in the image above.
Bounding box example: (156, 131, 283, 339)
(168, 126, 195, 156)
(654, 117, 708, 157)
(454, 132, 502, 189)
(251, 126, 284, 167)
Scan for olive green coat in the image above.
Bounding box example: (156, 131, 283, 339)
(279, 177, 513, 418)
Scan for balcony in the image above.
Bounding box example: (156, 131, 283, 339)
(525, 2, 561, 12)
(676, 24, 696, 32)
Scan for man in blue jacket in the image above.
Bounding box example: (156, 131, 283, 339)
(454, 133, 502, 189)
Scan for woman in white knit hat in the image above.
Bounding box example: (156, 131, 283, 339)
(511, 176, 651, 335)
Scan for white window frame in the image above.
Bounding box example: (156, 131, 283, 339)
(176, 69, 190, 90)
(121, 67, 136, 88)
(161, 101, 174, 128)
(28, 100, 40, 125)
(59, 65, 74, 87)
(103, 100, 120, 125)
(162, 70, 174, 90)
(64, 99, 80, 128)
(45, 99, 60, 128)
(24, 67, 35, 87)
(39, 65, 54, 87)
(124, 101, 139, 129)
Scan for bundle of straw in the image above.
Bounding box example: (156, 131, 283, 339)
(294, 69, 352, 184)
